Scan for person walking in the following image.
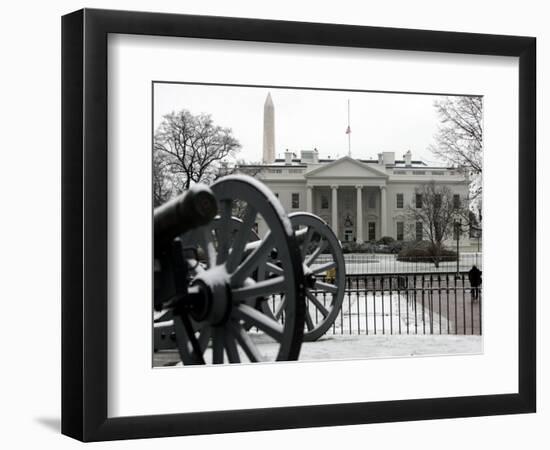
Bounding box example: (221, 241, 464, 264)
(468, 265, 482, 301)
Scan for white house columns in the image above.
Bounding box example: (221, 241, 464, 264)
(331, 185, 338, 237)
(355, 185, 363, 243)
(380, 185, 387, 237)
(306, 185, 313, 213)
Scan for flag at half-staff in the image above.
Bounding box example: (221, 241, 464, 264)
(346, 99, 351, 156)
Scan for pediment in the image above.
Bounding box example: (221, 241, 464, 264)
(305, 156, 387, 179)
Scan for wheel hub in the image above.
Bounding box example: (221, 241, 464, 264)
(187, 265, 233, 325)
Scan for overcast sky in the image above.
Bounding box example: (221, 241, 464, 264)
(153, 83, 462, 165)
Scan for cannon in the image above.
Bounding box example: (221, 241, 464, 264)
(154, 175, 346, 365)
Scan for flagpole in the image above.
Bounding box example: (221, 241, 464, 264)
(347, 99, 351, 157)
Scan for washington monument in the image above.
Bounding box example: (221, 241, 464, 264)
(262, 93, 275, 163)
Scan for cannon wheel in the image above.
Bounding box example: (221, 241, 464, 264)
(262, 212, 346, 342)
(154, 217, 259, 352)
(172, 175, 305, 365)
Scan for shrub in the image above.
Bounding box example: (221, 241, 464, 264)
(377, 236, 395, 245)
(341, 242, 373, 254)
(387, 240, 406, 254)
(397, 241, 457, 263)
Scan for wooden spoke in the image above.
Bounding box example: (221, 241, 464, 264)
(198, 326, 212, 353)
(233, 304, 284, 341)
(231, 232, 275, 285)
(274, 295, 287, 320)
(305, 239, 328, 265)
(310, 261, 337, 274)
(226, 205, 257, 273)
(212, 326, 225, 364)
(173, 315, 205, 365)
(228, 321, 264, 363)
(265, 261, 284, 276)
(314, 280, 339, 294)
(224, 331, 241, 363)
(232, 276, 286, 303)
(305, 310, 315, 331)
(306, 290, 330, 318)
(199, 226, 216, 268)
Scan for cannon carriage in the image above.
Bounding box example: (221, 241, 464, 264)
(154, 175, 346, 365)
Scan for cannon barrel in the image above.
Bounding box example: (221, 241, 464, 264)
(154, 184, 218, 245)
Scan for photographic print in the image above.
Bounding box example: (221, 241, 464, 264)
(152, 83, 483, 367)
(62, 10, 535, 440)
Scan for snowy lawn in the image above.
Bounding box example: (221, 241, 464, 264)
(154, 334, 482, 367)
(296, 334, 482, 361)
(321, 252, 483, 274)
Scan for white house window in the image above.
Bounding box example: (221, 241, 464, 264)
(368, 222, 376, 241)
(368, 192, 376, 209)
(344, 229, 353, 242)
(396, 193, 404, 209)
(291, 193, 300, 209)
(415, 222, 423, 241)
(415, 193, 422, 208)
(434, 194, 442, 209)
(321, 194, 329, 209)
(396, 222, 404, 241)
(344, 192, 352, 210)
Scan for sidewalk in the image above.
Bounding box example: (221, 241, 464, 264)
(154, 334, 482, 366)
(297, 334, 482, 361)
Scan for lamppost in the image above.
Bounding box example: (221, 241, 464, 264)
(454, 219, 461, 274)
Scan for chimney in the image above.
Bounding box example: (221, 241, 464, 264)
(382, 151, 395, 166)
(404, 150, 412, 167)
(300, 149, 319, 164)
(284, 150, 293, 165)
(378, 153, 383, 165)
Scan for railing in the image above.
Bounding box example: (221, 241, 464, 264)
(308, 272, 482, 336)
(317, 252, 482, 274)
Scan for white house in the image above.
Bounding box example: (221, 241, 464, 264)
(237, 93, 472, 247)
(239, 150, 470, 245)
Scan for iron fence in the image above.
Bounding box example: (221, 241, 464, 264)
(316, 252, 483, 274)
(306, 272, 482, 336)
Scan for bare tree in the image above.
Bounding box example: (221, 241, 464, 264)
(152, 149, 176, 207)
(403, 182, 469, 267)
(430, 96, 483, 208)
(212, 159, 264, 219)
(212, 159, 262, 181)
(154, 110, 241, 192)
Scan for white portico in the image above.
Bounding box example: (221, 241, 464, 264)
(303, 157, 388, 243)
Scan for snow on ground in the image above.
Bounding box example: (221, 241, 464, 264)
(297, 334, 482, 361)
(321, 252, 483, 274)
(154, 291, 481, 366)
(154, 334, 482, 367)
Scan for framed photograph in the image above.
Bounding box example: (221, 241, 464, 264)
(62, 8, 536, 441)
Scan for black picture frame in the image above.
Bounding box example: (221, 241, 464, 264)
(62, 8, 536, 442)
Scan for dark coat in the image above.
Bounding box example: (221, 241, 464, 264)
(468, 266, 482, 287)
